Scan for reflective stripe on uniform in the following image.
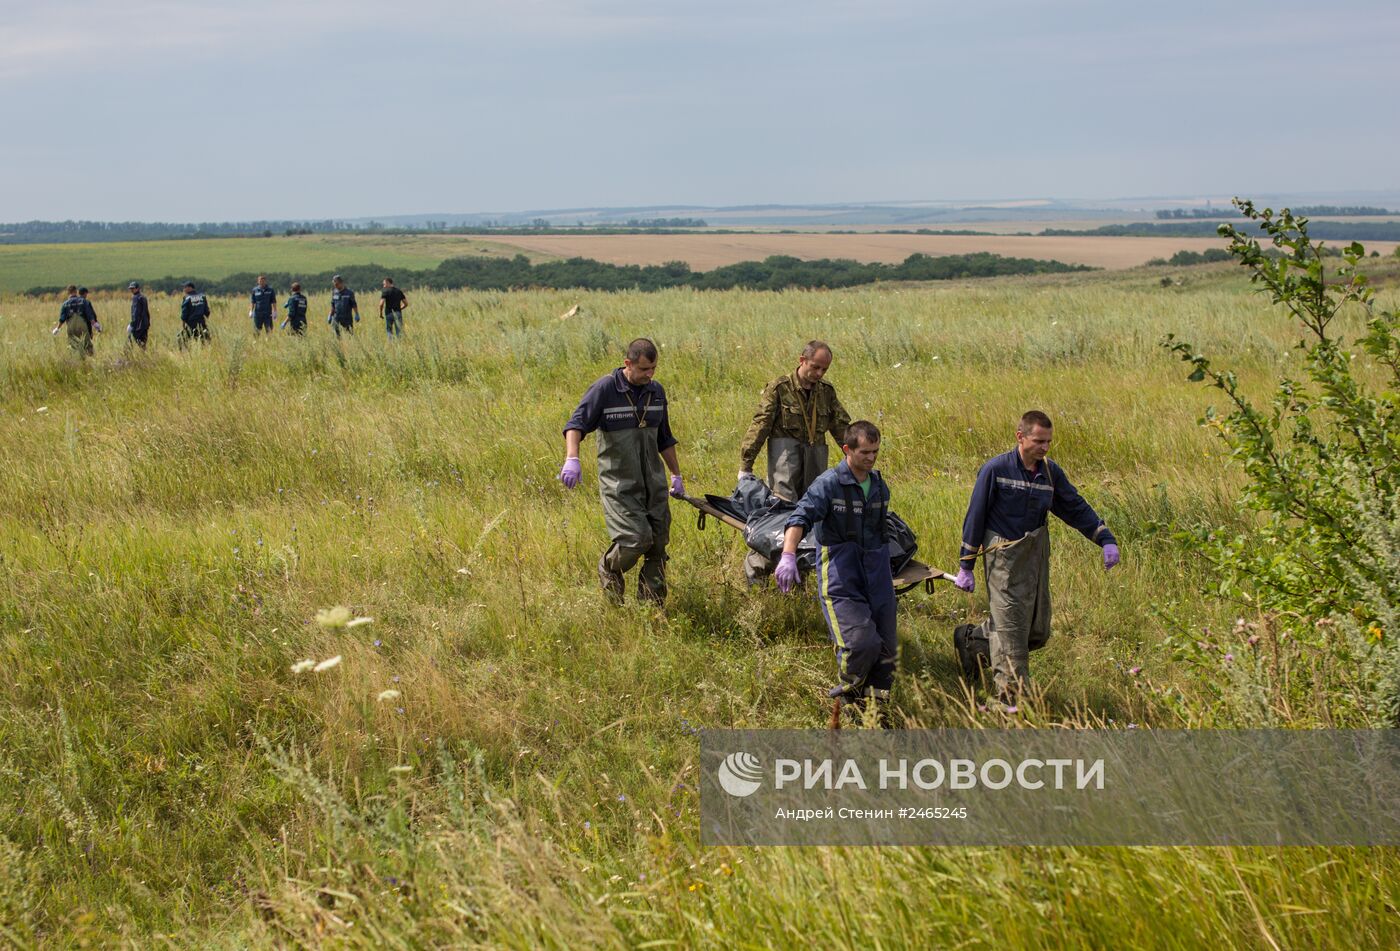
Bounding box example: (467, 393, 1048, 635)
(994, 476, 1053, 493)
(818, 546, 848, 677)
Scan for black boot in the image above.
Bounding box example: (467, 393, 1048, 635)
(953, 624, 989, 681)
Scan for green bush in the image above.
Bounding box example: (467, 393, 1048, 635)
(1164, 198, 1400, 726)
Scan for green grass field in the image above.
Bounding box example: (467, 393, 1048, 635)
(2, 263, 1398, 947)
(0, 234, 543, 295)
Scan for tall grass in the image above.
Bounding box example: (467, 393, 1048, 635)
(2, 267, 1397, 946)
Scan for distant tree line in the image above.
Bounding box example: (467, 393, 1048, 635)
(1045, 220, 1400, 241)
(0, 219, 356, 244)
(1145, 249, 1233, 266)
(27, 251, 1090, 297)
(1155, 205, 1394, 219)
(622, 217, 707, 227)
(1146, 246, 1348, 267)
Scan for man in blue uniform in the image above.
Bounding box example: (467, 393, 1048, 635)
(328, 275, 359, 336)
(52, 284, 101, 357)
(179, 281, 211, 344)
(127, 281, 151, 348)
(282, 282, 308, 334)
(250, 275, 277, 334)
(953, 410, 1121, 704)
(775, 420, 896, 728)
(560, 338, 687, 605)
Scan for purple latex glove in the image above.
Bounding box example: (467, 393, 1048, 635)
(670, 474, 685, 497)
(954, 567, 976, 592)
(1103, 543, 1120, 570)
(559, 457, 582, 489)
(775, 552, 800, 593)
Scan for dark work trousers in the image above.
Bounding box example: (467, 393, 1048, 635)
(66, 318, 94, 357)
(965, 526, 1052, 700)
(597, 426, 671, 603)
(816, 541, 897, 702)
(179, 318, 209, 346)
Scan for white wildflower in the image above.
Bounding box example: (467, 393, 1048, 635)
(313, 655, 342, 672)
(377, 689, 401, 702)
(346, 616, 374, 628)
(388, 765, 413, 774)
(315, 606, 351, 628)
(290, 659, 316, 674)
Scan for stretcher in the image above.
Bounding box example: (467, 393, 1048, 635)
(678, 493, 956, 596)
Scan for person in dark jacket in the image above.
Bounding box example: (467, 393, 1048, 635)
(379, 277, 408, 338)
(178, 281, 211, 345)
(52, 285, 101, 357)
(250, 275, 277, 334)
(560, 338, 687, 605)
(282, 282, 308, 334)
(127, 282, 151, 348)
(327, 275, 359, 335)
(952, 410, 1121, 705)
(776, 420, 896, 727)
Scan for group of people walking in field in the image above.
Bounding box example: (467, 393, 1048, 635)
(561, 338, 1120, 725)
(50, 275, 411, 355)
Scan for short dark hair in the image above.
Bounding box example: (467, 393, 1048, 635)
(801, 340, 832, 361)
(1019, 410, 1053, 432)
(843, 420, 881, 449)
(78, 287, 89, 295)
(383, 277, 394, 285)
(625, 338, 658, 362)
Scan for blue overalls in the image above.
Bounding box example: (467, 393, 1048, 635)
(284, 293, 308, 334)
(786, 460, 897, 704)
(129, 293, 151, 346)
(329, 288, 357, 335)
(250, 285, 277, 332)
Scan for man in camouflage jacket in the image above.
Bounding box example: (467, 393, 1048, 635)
(738, 340, 851, 582)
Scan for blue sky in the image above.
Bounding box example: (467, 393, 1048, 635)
(2, 0, 1396, 220)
